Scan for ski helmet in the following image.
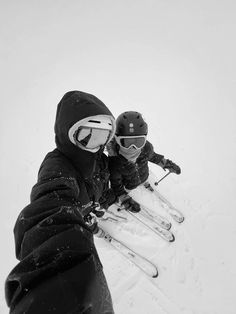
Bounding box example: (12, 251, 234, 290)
(68, 115, 116, 153)
(115, 111, 148, 136)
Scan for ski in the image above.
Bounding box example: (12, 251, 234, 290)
(96, 227, 158, 278)
(139, 205, 171, 230)
(144, 183, 184, 223)
(154, 191, 184, 223)
(106, 209, 128, 221)
(127, 210, 175, 242)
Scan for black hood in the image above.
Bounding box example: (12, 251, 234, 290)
(54, 90, 114, 178)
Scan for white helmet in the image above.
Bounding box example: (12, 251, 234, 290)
(68, 115, 116, 153)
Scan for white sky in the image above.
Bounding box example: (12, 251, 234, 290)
(1, 1, 236, 313)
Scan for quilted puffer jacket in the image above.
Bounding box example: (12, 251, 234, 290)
(5, 91, 115, 314)
(108, 140, 164, 196)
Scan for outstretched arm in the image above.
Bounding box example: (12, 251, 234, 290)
(6, 151, 99, 309)
(147, 141, 181, 174)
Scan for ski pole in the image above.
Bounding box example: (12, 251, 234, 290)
(154, 171, 171, 186)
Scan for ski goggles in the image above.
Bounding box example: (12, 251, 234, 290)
(115, 135, 147, 149)
(75, 127, 111, 150)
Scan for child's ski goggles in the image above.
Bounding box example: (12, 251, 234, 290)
(115, 135, 147, 149)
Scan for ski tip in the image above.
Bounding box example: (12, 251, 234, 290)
(173, 215, 185, 223)
(166, 223, 172, 230)
(175, 217, 184, 224)
(152, 272, 159, 278)
(169, 234, 175, 242)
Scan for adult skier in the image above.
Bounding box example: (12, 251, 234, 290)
(107, 111, 181, 212)
(5, 91, 116, 314)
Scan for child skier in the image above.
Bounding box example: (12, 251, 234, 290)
(5, 91, 116, 314)
(107, 111, 181, 213)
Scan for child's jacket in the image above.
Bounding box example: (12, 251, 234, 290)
(108, 140, 164, 196)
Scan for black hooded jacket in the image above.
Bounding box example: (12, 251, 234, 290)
(5, 91, 115, 314)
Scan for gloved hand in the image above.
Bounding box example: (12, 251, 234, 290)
(162, 158, 181, 174)
(84, 214, 99, 234)
(92, 203, 106, 217)
(119, 194, 141, 212)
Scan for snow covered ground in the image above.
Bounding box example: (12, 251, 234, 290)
(96, 166, 236, 314)
(1, 1, 236, 313)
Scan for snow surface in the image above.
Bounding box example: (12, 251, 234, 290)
(96, 169, 236, 314)
(1, 1, 236, 313)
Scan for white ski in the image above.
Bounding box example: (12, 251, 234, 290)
(96, 228, 158, 278)
(144, 183, 184, 223)
(127, 211, 175, 242)
(154, 191, 184, 223)
(139, 205, 172, 230)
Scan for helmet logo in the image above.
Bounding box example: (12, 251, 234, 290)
(129, 123, 134, 133)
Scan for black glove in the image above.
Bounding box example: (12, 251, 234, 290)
(163, 158, 181, 174)
(119, 194, 141, 213)
(82, 201, 106, 218)
(92, 203, 106, 217)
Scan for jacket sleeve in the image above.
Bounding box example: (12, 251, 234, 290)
(108, 157, 126, 197)
(14, 151, 87, 260)
(146, 141, 165, 166)
(5, 151, 98, 308)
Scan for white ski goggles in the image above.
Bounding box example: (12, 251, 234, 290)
(115, 135, 147, 149)
(74, 127, 111, 150)
(68, 115, 116, 152)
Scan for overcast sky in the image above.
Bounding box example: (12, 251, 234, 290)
(1, 1, 236, 312)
